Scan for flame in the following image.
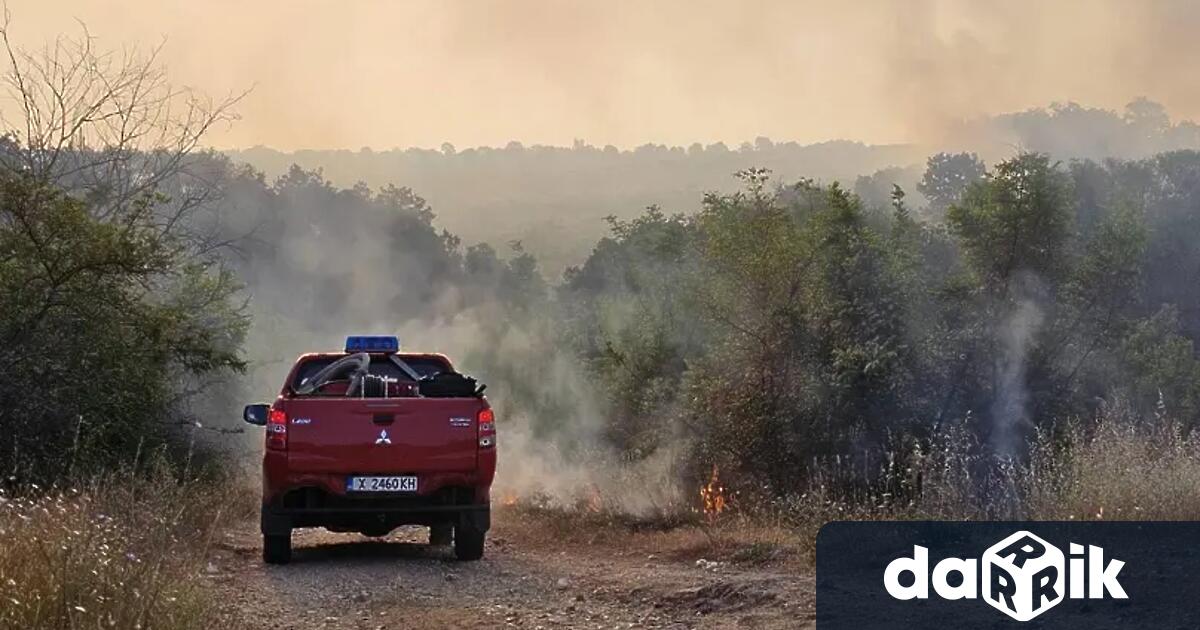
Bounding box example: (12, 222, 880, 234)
(500, 489, 519, 507)
(699, 464, 727, 521)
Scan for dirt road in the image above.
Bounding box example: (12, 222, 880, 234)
(209, 508, 814, 629)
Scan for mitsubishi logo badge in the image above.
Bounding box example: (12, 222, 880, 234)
(375, 429, 391, 445)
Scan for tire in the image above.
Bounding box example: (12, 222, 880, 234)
(263, 533, 292, 565)
(454, 524, 485, 561)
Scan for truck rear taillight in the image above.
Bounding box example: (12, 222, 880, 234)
(267, 408, 288, 450)
(477, 408, 495, 448)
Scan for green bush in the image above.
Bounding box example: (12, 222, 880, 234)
(0, 174, 247, 481)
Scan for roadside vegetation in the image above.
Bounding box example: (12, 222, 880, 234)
(0, 457, 251, 630)
(0, 23, 249, 630)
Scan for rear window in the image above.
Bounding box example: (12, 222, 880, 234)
(290, 355, 450, 391)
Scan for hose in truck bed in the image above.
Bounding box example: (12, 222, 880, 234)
(294, 352, 369, 395)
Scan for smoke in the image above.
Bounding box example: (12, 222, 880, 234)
(204, 166, 688, 516)
(7, 0, 1200, 150)
(880, 2, 1200, 148)
(989, 278, 1046, 459)
(390, 302, 688, 517)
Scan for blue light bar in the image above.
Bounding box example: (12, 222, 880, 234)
(345, 335, 400, 353)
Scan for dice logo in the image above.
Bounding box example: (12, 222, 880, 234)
(982, 531, 1064, 621)
(883, 529, 1126, 622)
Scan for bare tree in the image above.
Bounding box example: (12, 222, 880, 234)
(0, 10, 246, 252)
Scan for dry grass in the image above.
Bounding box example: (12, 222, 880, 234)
(1025, 402, 1200, 520)
(776, 402, 1200, 556)
(0, 459, 255, 630)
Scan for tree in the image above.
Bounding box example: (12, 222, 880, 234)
(676, 171, 917, 491)
(918, 152, 987, 217)
(947, 153, 1073, 294)
(0, 16, 243, 234)
(0, 173, 247, 479)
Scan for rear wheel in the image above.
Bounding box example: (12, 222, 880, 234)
(454, 524, 485, 561)
(429, 523, 453, 546)
(263, 533, 292, 564)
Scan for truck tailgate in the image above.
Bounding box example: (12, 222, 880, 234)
(283, 398, 483, 474)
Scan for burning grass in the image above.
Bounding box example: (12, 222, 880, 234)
(698, 465, 728, 522)
(492, 464, 800, 568)
(0, 458, 254, 630)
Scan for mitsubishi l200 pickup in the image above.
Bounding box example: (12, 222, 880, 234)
(243, 335, 495, 564)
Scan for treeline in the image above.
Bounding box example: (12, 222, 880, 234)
(231, 99, 1200, 274)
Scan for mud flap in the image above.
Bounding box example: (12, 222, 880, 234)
(261, 506, 292, 535)
(460, 506, 490, 533)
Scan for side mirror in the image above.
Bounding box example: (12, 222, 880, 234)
(243, 403, 270, 426)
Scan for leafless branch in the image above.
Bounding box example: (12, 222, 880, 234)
(0, 13, 247, 247)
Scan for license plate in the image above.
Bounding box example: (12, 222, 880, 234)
(346, 476, 418, 492)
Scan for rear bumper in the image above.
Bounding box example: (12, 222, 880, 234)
(261, 483, 490, 534)
(263, 465, 491, 503)
(260, 448, 496, 535)
(275, 502, 489, 515)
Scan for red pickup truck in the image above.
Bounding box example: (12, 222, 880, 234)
(243, 336, 495, 564)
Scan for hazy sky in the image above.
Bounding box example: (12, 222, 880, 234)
(6, 0, 1199, 151)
